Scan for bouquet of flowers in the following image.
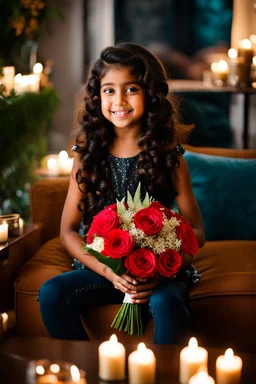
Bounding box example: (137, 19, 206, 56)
(83, 183, 198, 336)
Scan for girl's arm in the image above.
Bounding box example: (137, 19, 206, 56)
(172, 155, 205, 248)
(60, 151, 139, 294)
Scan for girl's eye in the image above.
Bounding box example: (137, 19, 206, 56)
(126, 87, 138, 93)
(103, 89, 114, 94)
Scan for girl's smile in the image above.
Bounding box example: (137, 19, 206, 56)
(100, 66, 145, 131)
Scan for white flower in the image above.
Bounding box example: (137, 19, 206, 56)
(89, 236, 105, 253)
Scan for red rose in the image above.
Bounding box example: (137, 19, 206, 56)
(125, 249, 157, 278)
(87, 209, 120, 243)
(134, 207, 163, 235)
(102, 229, 134, 258)
(156, 249, 182, 277)
(176, 222, 199, 255)
(149, 202, 187, 224)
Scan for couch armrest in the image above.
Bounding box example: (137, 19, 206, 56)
(30, 177, 69, 244)
(0, 224, 41, 312)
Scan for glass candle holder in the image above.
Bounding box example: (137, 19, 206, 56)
(26, 359, 87, 384)
(0, 214, 20, 237)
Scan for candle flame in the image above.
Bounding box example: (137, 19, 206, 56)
(224, 348, 234, 361)
(196, 371, 209, 383)
(228, 48, 237, 59)
(59, 150, 68, 161)
(138, 342, 146, 352)
(110, 334, 118, 344)
(253, 56, 256, 66)
(47, 158, 58, 170)
(239, 39, 252, 49)
(36, 365, 45, 375)
(2, 312, 8, 322)
(70, 365, 80, 382)
(188, 337, 198, 349)
(218, 60, 228, 71)
(50, 364, 60, 373)
(33, 62, 43, 74)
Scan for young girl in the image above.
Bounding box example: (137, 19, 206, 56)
(39, 42, 205, 344)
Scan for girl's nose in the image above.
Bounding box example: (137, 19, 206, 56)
(114, 92, 127, 106)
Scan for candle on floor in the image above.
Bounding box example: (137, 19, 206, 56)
(98, 334, 126, 381)
(216, 348, 242, 384)
(211, 60, 228, 86)
(0, 221, 8, 243)
(128, 342, 156, 384)
(189, 371, 215, 384)
(238, 39, 254, 66)
(179, 337, 208, 384)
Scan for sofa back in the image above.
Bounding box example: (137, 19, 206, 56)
(30, 177, 69, 244)
(31, 146, 256, 244)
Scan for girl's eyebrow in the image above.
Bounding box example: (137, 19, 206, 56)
(100, 81, 140, 88)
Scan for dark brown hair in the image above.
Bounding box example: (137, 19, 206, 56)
(74, 42, 186, 228)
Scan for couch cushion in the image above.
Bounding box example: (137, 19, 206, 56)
(184, 150, 256, 241)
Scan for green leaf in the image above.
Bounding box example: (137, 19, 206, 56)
(116, 197, 126, 215)
(85, 246, 126, 276)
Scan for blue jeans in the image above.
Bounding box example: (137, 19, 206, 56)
(39, 269, 192, 344)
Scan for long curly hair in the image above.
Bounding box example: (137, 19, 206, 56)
(74, 42, 186, 228)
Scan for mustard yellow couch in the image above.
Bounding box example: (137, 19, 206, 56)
(14, 146, 256, 352)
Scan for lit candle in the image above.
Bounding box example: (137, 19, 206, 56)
(189, 371, 215, 384)
(250, 34, 256, 54)
(0, 221, 8, 243)
(216, 348, 242, 384)
(211, 60, 228, 86)
(58, 151, 74, 175)
(228, 48, 249, 87)
(179, 337, 208, 384)
(26, 74, 40, 93)
(0, 66, 15, 93)
(47, 158, 59, 176)
(250, 56, 256, 83)
(19, 218, 24, 236)
(238, 39, 254, 66)
(128, 342, 156, 384)
(98, 334, 126, 381)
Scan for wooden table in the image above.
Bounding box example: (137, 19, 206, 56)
(0, 337, 256, 383)
(168, 80, 256, 149)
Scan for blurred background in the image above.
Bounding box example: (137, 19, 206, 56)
(0, 0, 255, 219)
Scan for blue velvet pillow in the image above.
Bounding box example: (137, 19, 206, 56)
(184, 151, 256, 241)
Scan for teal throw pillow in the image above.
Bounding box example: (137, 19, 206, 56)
(184, 151, 256, 241)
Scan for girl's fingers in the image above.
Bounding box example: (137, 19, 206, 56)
(131, 290, 153, 301)
(135, 283, 157, 292)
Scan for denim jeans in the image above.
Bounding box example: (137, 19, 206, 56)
(39, 268, 192, 344)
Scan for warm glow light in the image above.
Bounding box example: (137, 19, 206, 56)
(58, 150, 68, 161)
(250, 34, 256, 44)
(218, 60, 228, 71)
(239, 38, 252, 49)
(33, 62, 43, 74)
(188, 337, 198, 350)
(2, 312, 8, 322)
(253, 56, 256, 66)
(70, 365, 80, 382)
(228, 48, 237, 59)
(47, 158, 58, 170)
(138, 342, 146, 352)
(20, 76, 28, 86)
(196, 371, 209, 383)
(14, 73, 22, 83)
(211, 62, 219, 72)
(110, 334, 118, 344)
(50, 364, 60, 373)
(224, 348, 234, 362)
(36, 365, 45, 375)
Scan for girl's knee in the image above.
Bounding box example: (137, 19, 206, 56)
(39, 276, 66, 308)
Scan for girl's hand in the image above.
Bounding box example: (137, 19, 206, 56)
(112, 273, 139, 294)
(129, 278, 159, 304)
(181, 254, 193, 269)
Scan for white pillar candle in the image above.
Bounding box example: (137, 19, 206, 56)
(179, 337, 208, 384)
(128, 342, 156, 384)
(58, 150, 74, 175)
(98, 334, 126, 381)
(0, 221, 8, 243)
(216, 348, 242, 384)
(189, 371, 215, 384)
(19, 218, 24, 236)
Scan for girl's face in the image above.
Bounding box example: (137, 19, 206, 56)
(100, 66, 145, 133)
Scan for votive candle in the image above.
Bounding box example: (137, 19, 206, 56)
(216, 348, 242, 384)
(98, 334, 126, 381)
(128, 342, 156, 384)
(179, 337, 208, 384)
(0, 221, 8, 243)
(189, 371, 215, 384)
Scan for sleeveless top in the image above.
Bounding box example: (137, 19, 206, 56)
(71, 143, 200, 286)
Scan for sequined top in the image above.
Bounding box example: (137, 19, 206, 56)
(71, 144, 200, 285)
